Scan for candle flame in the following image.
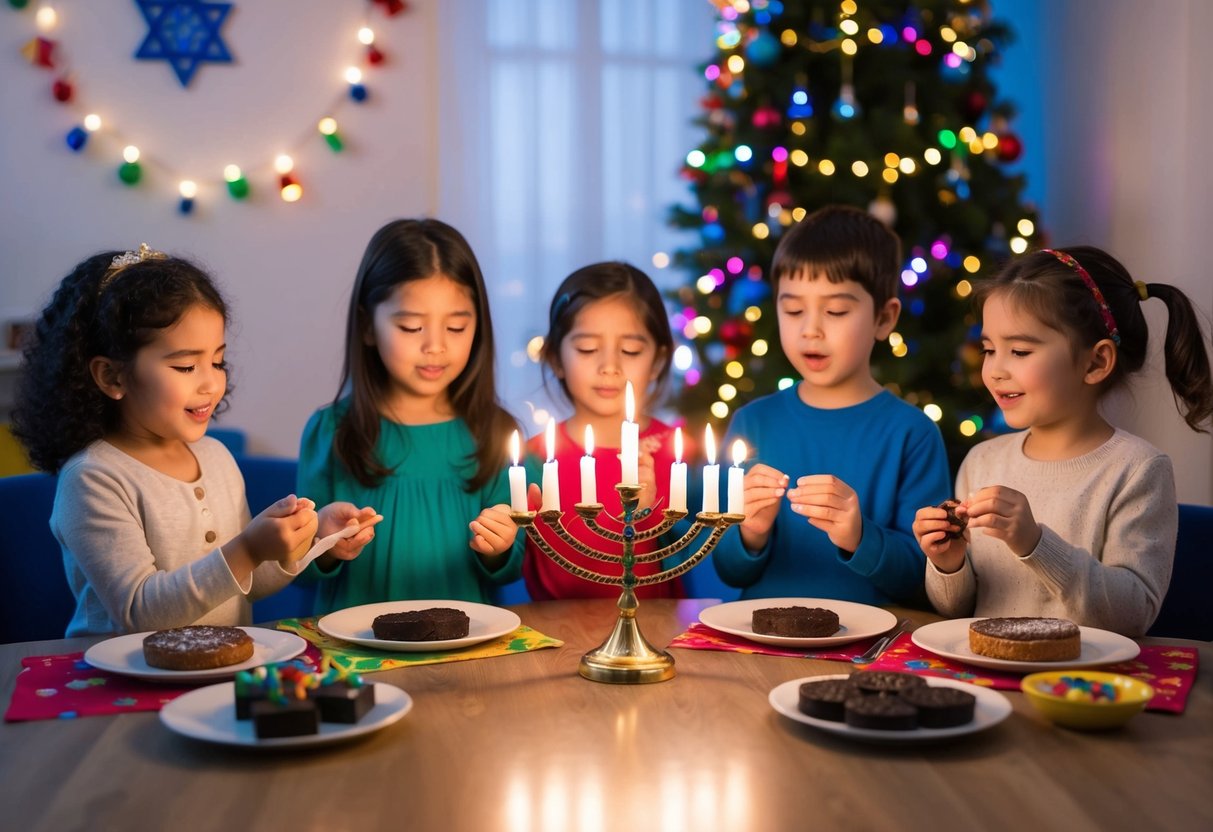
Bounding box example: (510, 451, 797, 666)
(584, 424, 594, 456)
(625, 381, 635, 423)
(674, 427, 683, 463)
(546, 418, 556, 462)
(705, 424, 716, 465)
(732, 438, 746, 466)
(510, 430, 521, 465)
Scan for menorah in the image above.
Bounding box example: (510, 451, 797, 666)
(511, 484, 743, 684)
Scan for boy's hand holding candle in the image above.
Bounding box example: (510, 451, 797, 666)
(737, 462, 788, 553)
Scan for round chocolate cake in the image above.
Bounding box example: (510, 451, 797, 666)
(752, 606, 840, 638)
(899, 686, 977, 728)
(142, 625, 254, 670)
(969, 617, 1081, 662)
(372, 608, 471, 641)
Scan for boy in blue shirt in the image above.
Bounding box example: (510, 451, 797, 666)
(714, 205, 950, 606)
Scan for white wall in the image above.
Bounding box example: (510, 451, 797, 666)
(1038, 0, 1213, 504)
(0, 1, 437, 457)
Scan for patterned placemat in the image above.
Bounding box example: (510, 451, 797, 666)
(668, 622, 880, 662)
(275, 617, 563, 673)
(864, 634, 1199, 714)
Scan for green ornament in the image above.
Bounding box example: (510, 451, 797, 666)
(9, 0, 32, 10)
(323, 132, 344, 153)
(118, 162, 141, 185)
(226, 176, 250, 199)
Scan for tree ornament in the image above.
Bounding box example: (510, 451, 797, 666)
(8, 0, 31, 10)
(745, 30, 781, 68)
(960, 89, 987, 122)
(996, 132, 1023, 162)
(51, 77, 72, 102)
(367, 44, 385, 65)
(751, 105, 782, 129)
(21, 36, 55, 68)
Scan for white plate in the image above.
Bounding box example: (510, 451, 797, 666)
(769, 674, 1012, 743)
(160, 681, 412, 748)
(698, 597, 898, 648)
(83, 627, 307, 683)
(911, 618, 1141, 673)
(317, 599, 521, 652)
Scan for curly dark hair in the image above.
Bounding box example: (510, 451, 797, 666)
(11, 250, 231, 473)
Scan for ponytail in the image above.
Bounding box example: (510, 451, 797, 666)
(1143, 282, 1213, 432)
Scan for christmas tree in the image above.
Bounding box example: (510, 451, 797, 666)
(668, 0, 1040, 471)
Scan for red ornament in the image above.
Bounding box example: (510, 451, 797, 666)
(372, 0, 408, 15)
(21, 36, 56, 68)
(701, 94, 724, 111)
(367, 44, 385, 65)
(996, 132, 1023, 162)
(960, 90, 987, 122)
(718, 319, 753, 347)
(52, 77, 73, 103)
(751, 105, 782, 129)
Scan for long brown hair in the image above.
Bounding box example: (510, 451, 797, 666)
(333, 218, 518, 490)
(976, 246, 1213, 431)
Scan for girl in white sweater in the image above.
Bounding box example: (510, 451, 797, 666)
(913, 246, 1212, 637)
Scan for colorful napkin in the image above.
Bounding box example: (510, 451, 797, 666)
(275, 617, 563, 673)
(4, 646, 324, 723)
(864, 634, 1199, 714)
(668, 622, 881, 662)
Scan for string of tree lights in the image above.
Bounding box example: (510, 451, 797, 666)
(9, 0, 407, 214)
(668, 0, 1042, 470)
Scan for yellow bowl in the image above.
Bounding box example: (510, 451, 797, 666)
(1021, 671, 1154, 730)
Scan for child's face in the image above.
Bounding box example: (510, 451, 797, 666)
(776, 271, 899, 407)
(115, 304, 227, 447)
(980, 293, 1094, 432)
(369, 274, 476, 413)
(557, 294, 663, 426)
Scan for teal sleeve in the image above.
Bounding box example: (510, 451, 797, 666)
(296, 407, 342, 584)
(473, 464, 524, 584)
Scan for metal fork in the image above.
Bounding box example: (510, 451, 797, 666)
(851, 617, 911, 664)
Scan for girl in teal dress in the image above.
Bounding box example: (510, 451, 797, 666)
(298, 219, 524, 613)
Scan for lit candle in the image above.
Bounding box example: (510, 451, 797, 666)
(728, 439, 746, 515)
(541, 419, 560, 512)
(581, 425, 597, 505)
(620, 381, 639, 485)
(508, 430, 528, 512)
(669, 427, 687, 513)
(702, 424, 720, 514)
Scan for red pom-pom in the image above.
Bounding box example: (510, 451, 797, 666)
(52, 77, 73, 103)
(996, 132, 1023, 162)
(367, 44, 385, 65)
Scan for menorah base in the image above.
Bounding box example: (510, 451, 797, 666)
(578, 608, 676, 684)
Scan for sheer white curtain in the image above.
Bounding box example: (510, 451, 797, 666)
(437, 0, 715, 434)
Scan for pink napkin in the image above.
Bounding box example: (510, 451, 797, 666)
(864, 634, 1199, 714)
(668, 622, 880, 661)
(4, 645, 325, 723)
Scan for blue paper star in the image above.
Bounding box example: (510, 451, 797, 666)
(134, 0, 234, 88)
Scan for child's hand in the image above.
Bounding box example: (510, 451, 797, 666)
(469, 504, 520, 559)
(738, 464, 789, 551)
(913, 503, 967, 573)
(316, 502, 383, 562)
(964, 485, 1042, 556)
(788, 475, 863, 553)
(246, 495, 319, 564)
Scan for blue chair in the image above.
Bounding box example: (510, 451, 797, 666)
(206, 427, 247, 457)
(0, 473, 75, 643)
(1148, 503, 1213, 641)
(238, 455, 318, 622)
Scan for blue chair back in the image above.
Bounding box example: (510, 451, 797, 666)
(1148, 503, 1213, 641)
(0, 473, 75, 643)
(239, 455, 318, 622)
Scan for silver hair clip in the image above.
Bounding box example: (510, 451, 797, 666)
(101, 243, 166, 288)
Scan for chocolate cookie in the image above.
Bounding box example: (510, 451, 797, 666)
(938, 500, 967, 540)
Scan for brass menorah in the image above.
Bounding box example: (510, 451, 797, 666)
(511, 484, 743, 684)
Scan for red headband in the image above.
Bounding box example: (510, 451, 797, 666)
(1042, 249, 1121, 346)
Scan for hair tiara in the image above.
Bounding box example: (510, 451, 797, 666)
(100, 243, 167, 289)
(1041, 248, 1121, 346)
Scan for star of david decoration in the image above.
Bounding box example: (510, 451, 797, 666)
(133, 0, 234, 88)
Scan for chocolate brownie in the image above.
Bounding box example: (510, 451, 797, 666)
(797, 678, 856, 721)
(372, 608, 471, 641)
(900, 686, 977, 728)
(850, 670, 928, 697)
(314, 681, 375, 724)
(844, 694, 918, 731)
(752, 606, 840, 638)
(938, 500, 967, 540)
(251, 698, 319, 739)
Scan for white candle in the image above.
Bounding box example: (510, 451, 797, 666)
(508, 430, 527, 512)
(728, 439, 746, 515)
(620, 381, 639, 485)
(702, 424, 719, 514)
(580, 425, 597, 505)
(541, 418, 560, 512)
(669, 427, 687, 513)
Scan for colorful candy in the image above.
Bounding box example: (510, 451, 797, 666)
(1040, 675, 1120, 703)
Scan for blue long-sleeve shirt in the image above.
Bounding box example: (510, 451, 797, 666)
(713, 387, 950, 607)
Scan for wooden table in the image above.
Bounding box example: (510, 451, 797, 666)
(2, 600, 1210, 831)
